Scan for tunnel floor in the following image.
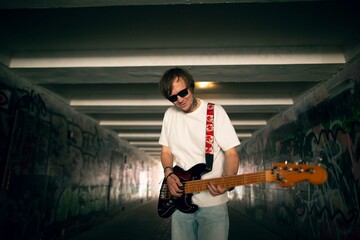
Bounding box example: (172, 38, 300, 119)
(68, 200, 282, 240)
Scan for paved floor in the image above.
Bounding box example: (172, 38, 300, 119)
(68, 200, 282, 240)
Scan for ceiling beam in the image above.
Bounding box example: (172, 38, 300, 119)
(71, 98, 293, 106)
(9, 47, 345, 68)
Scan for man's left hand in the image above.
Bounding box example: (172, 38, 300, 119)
(207, 181, 227, 196)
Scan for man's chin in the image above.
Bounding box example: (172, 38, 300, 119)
(180, 105, 191, 113)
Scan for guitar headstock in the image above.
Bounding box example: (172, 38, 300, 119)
(269, 162, 328, 187)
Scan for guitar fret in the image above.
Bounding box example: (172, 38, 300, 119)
(185, 172, 267, 193)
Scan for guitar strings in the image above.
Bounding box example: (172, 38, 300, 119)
(183, 169, 317, 193)
(184, 172, 267, 193)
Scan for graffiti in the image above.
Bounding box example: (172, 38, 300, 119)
(275, 115, 360, 239)
(234, 72, 360, 239)
(56, 187, 79, 222)
(15, 89, 47, 117)
(0, 87, 10, 110)
(0, 86, 12, 196)
(301, 122, 360, 162)
(0, 82, 156, 240)
(55, 185, 108, 222)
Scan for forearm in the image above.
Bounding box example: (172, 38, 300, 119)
(224, 147, 240, 176)
(208, 147, 240, 196)
(160, 145, 183, 197)
(161, 146, 174, 177)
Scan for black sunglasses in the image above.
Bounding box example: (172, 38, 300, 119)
(167, 88, 189, 102)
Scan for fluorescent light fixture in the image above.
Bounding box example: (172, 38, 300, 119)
(101, 120, 265, 126)
(71, 99, 171, 106)
(237, 133, 252, 138)
(232, 120, 266, 126)
(138, 147, 162, 151)
(139, 146, 161, 151)
(100, 120, 163, 126)
(148, 153, 161, 156)
(71, 98, 293, 106)
(123, 134, 250, 141)
(196, 82, 214, 89)
(129, 141, 160, 145)
(118, 133, 161, 138)
(214, 99, 293, 105)
(9, 47, 345, 68)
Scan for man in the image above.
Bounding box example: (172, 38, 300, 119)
(158, 67, 240, 240)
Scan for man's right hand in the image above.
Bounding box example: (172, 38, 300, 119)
(166, 173, 183, 197)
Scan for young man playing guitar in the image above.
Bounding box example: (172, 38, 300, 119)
(158, 68, 240, 240)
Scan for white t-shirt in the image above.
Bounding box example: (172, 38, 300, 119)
(159, 99, 240, 207)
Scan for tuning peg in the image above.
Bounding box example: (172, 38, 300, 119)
(284, 166, 293, 171)
(305, 168, 315, 174)
(294, 167, 304, 173)
(278, 177, 287, 183)
(273, 166, 281, 171)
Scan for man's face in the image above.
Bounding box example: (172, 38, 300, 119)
(169, 77, 194, 113)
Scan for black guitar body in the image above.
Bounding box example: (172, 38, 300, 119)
(158, 163, 209, 218)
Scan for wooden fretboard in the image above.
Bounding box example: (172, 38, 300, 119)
(184, 171, 271, 193)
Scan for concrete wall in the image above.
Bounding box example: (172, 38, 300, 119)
(0, 64, 161, 240)
(230, 55, 360, 239)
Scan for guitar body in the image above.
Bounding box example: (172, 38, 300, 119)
(158, 163, 209, 218)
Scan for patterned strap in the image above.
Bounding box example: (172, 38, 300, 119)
(205, 103, 215, 171)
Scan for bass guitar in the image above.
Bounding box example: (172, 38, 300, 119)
(158, 162, 328, 218)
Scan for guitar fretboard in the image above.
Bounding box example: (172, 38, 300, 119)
(184, 171, 270, 193)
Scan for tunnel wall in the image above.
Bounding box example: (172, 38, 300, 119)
(230, 55, 360, 239)
(0, 64, 161, 240)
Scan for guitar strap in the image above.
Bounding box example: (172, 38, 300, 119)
(205, 103, 215, 171)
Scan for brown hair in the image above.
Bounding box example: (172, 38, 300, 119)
(159, 68, 195, 98)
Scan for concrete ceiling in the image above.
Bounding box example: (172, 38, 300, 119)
(1, 0, 359, 160)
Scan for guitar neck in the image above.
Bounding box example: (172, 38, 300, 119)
(184, 170, 271, 193)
